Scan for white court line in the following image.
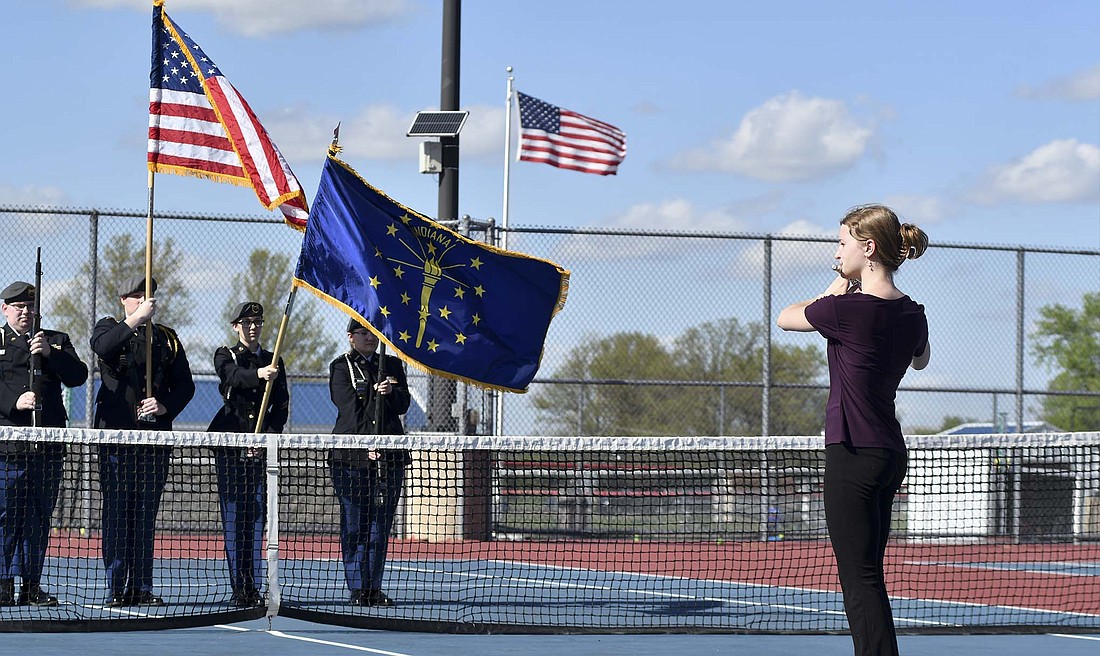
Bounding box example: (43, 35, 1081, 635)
(391, 562, 958, 625)
(268, 630, 414, 655)
(1049, 634, 1100, 641)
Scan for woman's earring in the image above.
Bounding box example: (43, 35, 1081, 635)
(868, 260, 875, 272)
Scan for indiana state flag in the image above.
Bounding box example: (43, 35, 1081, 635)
(294, 154, 570, 393)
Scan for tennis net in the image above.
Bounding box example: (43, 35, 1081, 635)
(0, 426, 1097, 633)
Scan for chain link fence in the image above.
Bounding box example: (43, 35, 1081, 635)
(3, 206, 1098, 437)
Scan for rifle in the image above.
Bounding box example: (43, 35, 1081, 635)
(30, 247, 42, 427)
(374, 343, 387, 431)
(372, 343, 389, 500)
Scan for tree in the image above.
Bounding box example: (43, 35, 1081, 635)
(217, 248, 336, 375)
(671, 318, 827, 436)
(532, 332, 678, 436)
(911, 414, 976, 435)
(51, 233, 191, 356)
(1032, 291, 1100, 431)
(531, 319, 827, 436)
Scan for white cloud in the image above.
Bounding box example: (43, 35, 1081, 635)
(551, 199, 755, 263)
(1017, 63, 1100, 101)
(970, 139, 1100, 204)
(668, 91, 875, 181)
(0, 185, 73, 238)
(733, 219, 836, 278)
(607, 199, 752, 233)
(74, 0, 413, 36)
(774, 219, 835, 239)
(452, 106, 507, 158)
(0, 184, 69, 208)
(881, 194, 951, 224)
(265, 104, 503, 164)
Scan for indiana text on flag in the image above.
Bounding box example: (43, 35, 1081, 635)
(294, 154, 570, 393)
(517, 91, 627, 176)
(147, 0, 309, 230)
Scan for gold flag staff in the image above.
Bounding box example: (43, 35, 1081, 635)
(140, 170, 156, 421)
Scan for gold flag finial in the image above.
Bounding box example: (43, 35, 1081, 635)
(328, 122, 343, 156)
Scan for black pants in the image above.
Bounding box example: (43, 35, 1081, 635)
(824, 443, 907, 656)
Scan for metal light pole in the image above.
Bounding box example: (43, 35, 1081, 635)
(428, 0, 461, 432)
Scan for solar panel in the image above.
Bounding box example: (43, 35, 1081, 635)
(406, 111, 469, 137)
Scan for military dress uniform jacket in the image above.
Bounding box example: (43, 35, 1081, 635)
(328, 351, 411, 468)
(207, 342, 289, 435)
(91, 317, 195, 430)
(0, 325, 89, 451)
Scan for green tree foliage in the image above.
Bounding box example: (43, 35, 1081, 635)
(51, 233, 191, 355)
(532, 319, 827, 436)
(218, 248, 334, 374)
(910, 414, 976, 435)
(1032, 291, 1100, 431)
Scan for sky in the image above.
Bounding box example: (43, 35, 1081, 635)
(2, 0, 1098, 249)
(1, 1, 1098, 434)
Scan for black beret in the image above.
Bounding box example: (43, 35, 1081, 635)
(347, 317, 365, 333)
(230, 301, 264, 323)
(117, 275, 158, 297)
(1, 281, 35, 304)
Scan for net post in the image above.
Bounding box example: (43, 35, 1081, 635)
(265, 430, 280, 619)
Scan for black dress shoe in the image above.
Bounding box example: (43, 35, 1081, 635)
(104, 593, 128, 608)
(366, 589, 395, 607)
(130, 591, 165, 606)
(0, 579, 15, 606)
(18, 583, 59, 607)
(234, 588, 262, 607)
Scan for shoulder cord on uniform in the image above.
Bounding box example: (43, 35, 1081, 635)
(344, 352, 370, 393)
(223, 346, 245, 403)
(101, 324, 179, 388)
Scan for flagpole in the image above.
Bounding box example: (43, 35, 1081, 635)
(253, 288, 294, 435)
(495, 67, 515, 438)
(256, 284, 294, 621)
(144, 171, 155, 405)
(502, 66, 514, 252)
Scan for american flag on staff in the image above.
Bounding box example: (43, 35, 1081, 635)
(147, 0, 309, 230)
(517, 92, 627, 176)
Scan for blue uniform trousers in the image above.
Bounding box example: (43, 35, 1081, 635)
(0, 448, 63, 583)
(98, 445, 170, 596)
(329, 460, 405, 593)
(213, 449, 265, 594)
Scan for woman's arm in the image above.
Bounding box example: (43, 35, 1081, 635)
(912, 341, 931, 371)
(777, 276, 850, 332)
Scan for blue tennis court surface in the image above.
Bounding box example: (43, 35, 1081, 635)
(5, 555, 1098, 633)
(1, 616, 1099, 656)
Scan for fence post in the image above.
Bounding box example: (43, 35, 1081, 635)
(1015, 248, 1025, 432)
(83, 209, 99, 532)
(762, 236, 773, 437)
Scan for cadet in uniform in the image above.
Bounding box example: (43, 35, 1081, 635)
(91, 275, 195, 607)
(207, 302, 288, 608)
(0, 281, 88, 607)
(329, 319, 411, 607)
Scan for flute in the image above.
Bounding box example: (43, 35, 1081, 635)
(832, 263, 861, 291)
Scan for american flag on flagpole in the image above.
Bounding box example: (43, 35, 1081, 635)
(516, 92, 626, 176)
(147, 0, 308, 230)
